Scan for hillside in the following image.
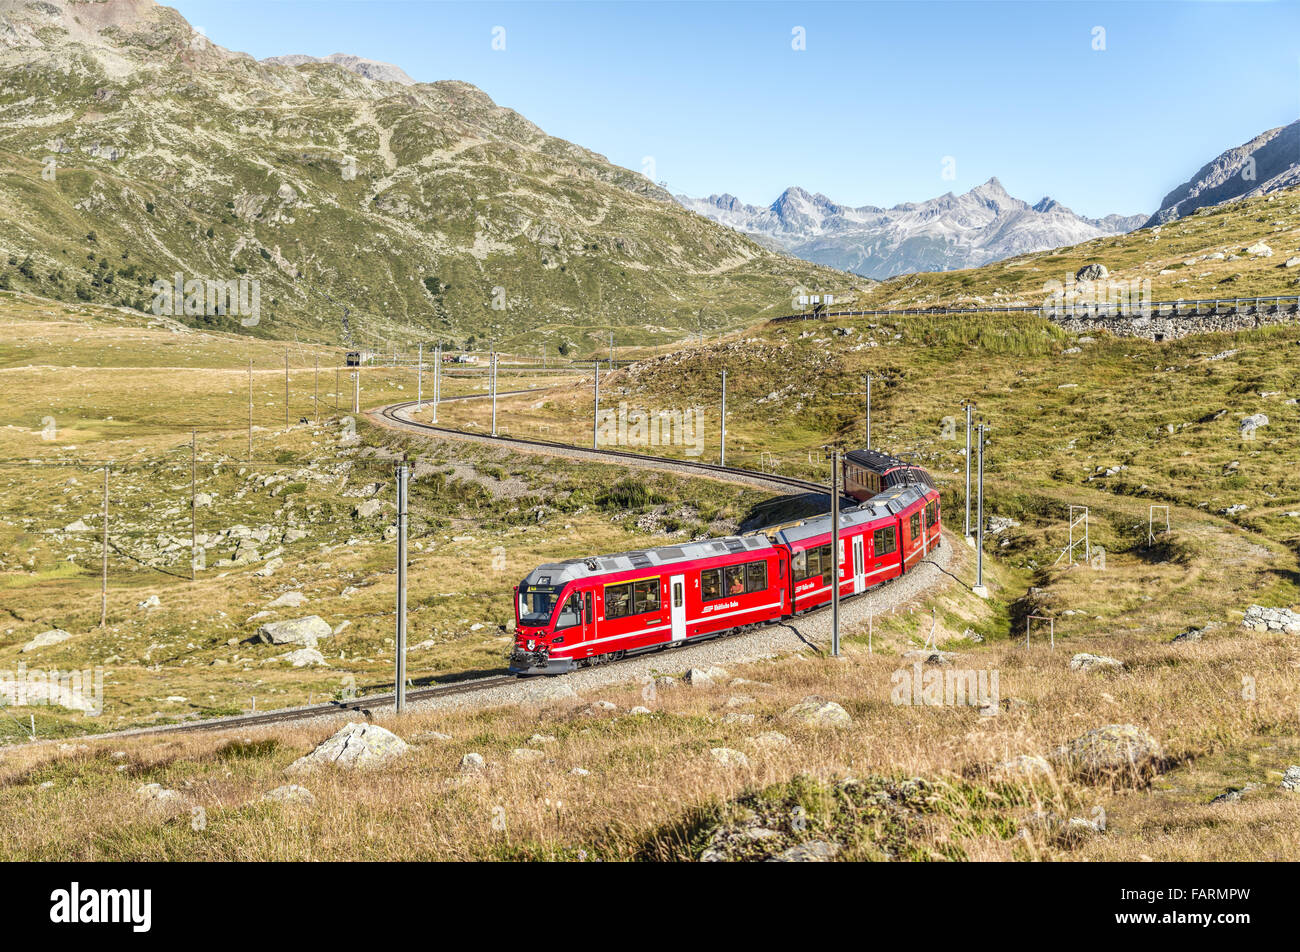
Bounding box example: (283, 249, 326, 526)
(679, 179, 1145, 279)
(1146, 119, 1300, 227)
(0, 0, 851, 353)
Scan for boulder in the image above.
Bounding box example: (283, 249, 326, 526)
(710, 747, 749, 768)
(784, 696, 852, 728)
(136, 782, 181, 805)
(1075, 263, 1109, 281)
(1240, 413, 1269, 435)
(1280, 766, 1300, 792)
(262, 784, 314, 806)
(459, 752, 486, 772)
(354, 499, 384, 519)
(1060, 724, 1163, 782)
(684, 668, 715, 687)
(136, 595, 161, 610)
(257, 615, 332, 647)
(280, 647, 326, 667)
(21, 629, 71, 653)
(286, 722, 408, 773)
(1069, 652, 1124, 673)
(1245, 242, 1273, 257)
(267, 591, 308, 609)
(1210, 783, 1259, 805)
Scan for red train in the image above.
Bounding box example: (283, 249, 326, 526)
(509, 449, 941, 674)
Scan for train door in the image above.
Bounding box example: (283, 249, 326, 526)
(669, 574, 686, 642)
(852, 534, 866, 594)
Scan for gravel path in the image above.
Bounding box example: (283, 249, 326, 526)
(409, 533, 962, 715)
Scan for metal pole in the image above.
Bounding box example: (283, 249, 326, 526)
(592, 362, 600, 449)
(720, 370, 727, 466)
(865, 373, 871, 449)
(831, 449, 840, 657)
(247, 358, 253, 460)
(100, 464, 108, 627)
(610, 331, 614, 367)
(432, 345, 440, 423)
(490, 351, 498, 437)
(314, 357, 319, 423)
(190, 430, 197, 581)
(335, 366, 339, 411)
(284, 347, 289, 431)
(976, 423, 985, 590)
(963, 402, 973, 538)
(353, 370, 359, 414)
(417, 343, 423, 411)
(395, 461, 408, 714)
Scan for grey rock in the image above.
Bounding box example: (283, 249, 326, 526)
(257, 615, 332, 647)
(262, 784, 315, 806)
(1069, 652, 1124, 673)
(21, 628, 71, 653)
(784, 696, 852, 727)
(1075, 263, 1109, 282)
(286, 722, 408, 773)
(767, 840, 839, 862)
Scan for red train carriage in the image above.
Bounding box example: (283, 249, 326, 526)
(772, 483, 940, 616)
(510, 450, 942, 674)
(843, 448, 934, 503)
(511, 536, 787, 674)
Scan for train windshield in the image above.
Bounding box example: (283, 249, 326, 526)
(518, 586, 563, 625)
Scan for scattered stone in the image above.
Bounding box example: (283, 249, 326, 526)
(1076, 263, 1109, 281)
(353, 499, 384, 519)
(280, 647, 326, 667)
(63, 519, 91, 532)
(710, 747, 750, 768)
(629, 706, 651, 715)
(1241, 605, 1300, 634)
(993, 754, 1054, 779)
(136, 782, 181, 805)
(1245, 241, 1273, 257)
(459, 752, 486, 772)
(136, 595, 160, 610)
(262, 784, 315, 806)
(901, 649, 954, 666)
(750, 731, 792, 750)
(1280, 766, 1300, 792)
(257, 615, 332, 647)
(1171, 622, 1218, 644)
(509, 748, 546, 762)
(528, 733, 556, 745)
(1210, 783, 1259, 805)
(267, 591, 308, 609)
(569, 767, 590, 777)
(1059, 723, 1163, 782)
(285, 722, 408, 773)
(21, 629, 71, 653)
(1069, 653, 1124, 673)
(684, 668, 715, 687)
(784, 696, 852, 728)
(1240, 413, 1269, 436)
(722, 712, 755, 725)
(767, 840, 839, 862)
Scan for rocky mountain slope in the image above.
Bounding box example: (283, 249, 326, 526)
(679, 179, 1146, 279)
(1145, 119, 1300, 227)
(0, 0, 847, 350)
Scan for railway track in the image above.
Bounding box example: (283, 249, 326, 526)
(372, 396, 827, 498)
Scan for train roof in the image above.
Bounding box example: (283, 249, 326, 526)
(843, 447, 914, 473)
(774, 484, 930, 545)
(522, 535, 776, 588)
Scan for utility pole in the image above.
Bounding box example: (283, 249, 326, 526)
(314, 357, 319, 423)
(352, 370, 359, 414)
(609, 331, 614, 367)
(831, 449, 840, 657)
(592, 361, 600, 449)
(190, 430, 197, 582)
(865, 372, 872, 449)
(417, 343, 423, 411)
(974, 422, 988, 597)
(335, 366, 340, 412)
(490, 351, 498, 437)
(394, 461, 408, 714)
(720, 370, 727, 466)
(284, 347, 290, 432)
(247, 358, 253, 460)
(961, 400, 975, 541)
(100, 464, 108, 627)
(432, 345, 440, 423)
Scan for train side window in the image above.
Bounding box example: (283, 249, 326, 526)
(633, 578, 660, 614)
(874, 527, 897, 555)
(604, 582, 632, 619)
(746, 561, 767, 593)
(910, 512, 921, 539)
(555, 594, 582, 629)
(818, 544, 833, 575)
(585, 592, 594, 625)
(805, 546, 820, 580)
(725, 565, 745, 596)
(701, 568, 722, 601)
(792, 549, 807, 580)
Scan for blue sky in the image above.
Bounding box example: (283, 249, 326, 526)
(172, 0, 1300, 218)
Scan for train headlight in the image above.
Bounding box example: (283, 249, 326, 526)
(526, 639, 536, 651)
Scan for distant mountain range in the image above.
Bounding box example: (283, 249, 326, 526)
(1145, 119, 1300, 227)
(678, 180, 1147, 280)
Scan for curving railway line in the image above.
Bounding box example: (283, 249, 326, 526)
(35, 387, 938, 745)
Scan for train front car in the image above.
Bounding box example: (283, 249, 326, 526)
(843, 448, 935, 503)
(511, 564, 583, 675)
